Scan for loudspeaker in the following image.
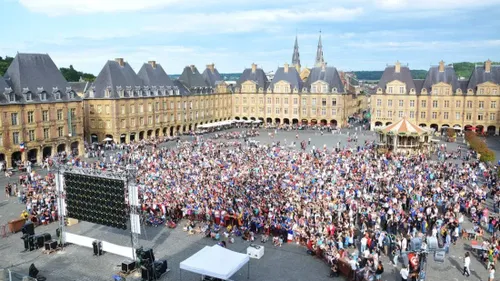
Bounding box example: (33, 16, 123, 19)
(35, 233, 52, 249)
(141, 265, 154, 281)
(49, 240, 57, 250)
(92, 240, 103, 256)
(121, 260, 136, 273)
(142, 248, 155, 262)
(28, 264, 39, 278)
(44, 241, 52, 251)
(22, 222, 35, 236)
(427, 236, 438, 251)
(410, 238, 422, 251)
(153, 260, 168, 277)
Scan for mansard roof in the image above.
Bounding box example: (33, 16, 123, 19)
(270, 65, 303, 90)
(467, 64, 500, 92)
(202, 65, 223, 87)
(377, 63, 416, 94)
(422, 64, 460, 93)
(305, 65, 345, 92)
(88, 59, 144, 99)
(172, 80, 192, 96)
(3, 53, 80, 104)
(137, 62, 175, 87)
(236, 66, 269, 89)
(178, 65, 209, 89)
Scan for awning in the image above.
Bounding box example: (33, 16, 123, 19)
(180, 245, 250, 280)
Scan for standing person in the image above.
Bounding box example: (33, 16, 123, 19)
(375, 261, 384, 281)
(463, 252, 470, 277)
(400, 266, 409, 281)
(488, 264, 495, 281)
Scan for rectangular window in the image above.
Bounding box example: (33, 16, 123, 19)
(106, 121, 111, 128)
(466, 113, 472, 120)
(42, 110, 49, 122)
(57, 109, 63, 120)
(456, 113, 461, 120)
(105, 105, 110, 114)
(283, 108, 288, 115)
(267, 97, 272, 104)
(97, 105, 102, 113)
(148, 116, 153, 124)
(121, 119, 126, 128)
(421, 100, 427, 108)
(11, 113, 18, 126)
(332, 98, 337, 106)
(376, 110, 381, 118)
(478, 114, 484, 121)
(491, 101, 497, 109)
(311, 98, 316, 106)
(58, 127, 63, 137)
(490, 113, 496, 121)
(388, 111, 393, 118)
(311, 108, 316, 115)
(399, 86, 404, 94)
(399, 100, 403, 107)
(409, 100, 415, 107)
(90, 105, 95, 114)
(388, 87, 393, 94)
(409, 111, 415, 118)
(140, 117, 144, 125)
(332, 109, 337, 116)
(293, 108, 298, 115)
(284, 98, 289, 105)
(302, 108, 307, 115)
(27, 111, 34, 123)
(275, 98, 280, 104)
(432, 100, 438, 108)
(444, 101, 449, 108)
(467, 101, 473, 108)
(121, 105, 125, 114)
(12, 132, 19, 144)
(275, 108, 280, 114)
(420, 112, 426, 119)
(267, 107, 271, 114)
(456, 101, 461, 108)
(28, 130, 35, 141)
(398, 111, 403, 118)
(293, 98, 298, 105)
(43, 128, 49, 139)
(155, 102, 159, 111)
(322, 98, 327, 107)
(321, 108, 326, 115)
(376, 99, 381, 106)
(443, 112, 449, 119)
(479, 101, 484, 108)
(387, 100, 392, 107)
(432, 112, 437, 119)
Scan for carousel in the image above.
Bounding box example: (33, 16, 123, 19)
(376, 118, 433, 153)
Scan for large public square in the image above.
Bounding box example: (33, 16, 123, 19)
(1, 126, 499, 281)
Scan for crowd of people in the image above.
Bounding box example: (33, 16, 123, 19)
(4, 125, 500, 280)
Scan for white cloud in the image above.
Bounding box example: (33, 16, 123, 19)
(348, 39, 500, 50)
(372, 0, 500, 10)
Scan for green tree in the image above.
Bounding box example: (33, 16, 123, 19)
(0, 56, 14, 76)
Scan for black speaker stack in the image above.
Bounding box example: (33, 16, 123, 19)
(136, 247, 168, 281)
(92, 240, 103, 256)
(64, 172, 128, 229)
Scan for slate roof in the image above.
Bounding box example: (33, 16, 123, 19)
(0, 78, 11, 104)
(377, 65, 416, 94)
(236, 67, 269, 89)
(137, 63, 175, 87)
(270, 66, 303, 91)
(3, 53, 81, 104)
(305, 66, 345, 93)
(178, 65, 209, 89)
(467, 65, 500, 92)
(459, 80, 468, 93)
(87, 60, 144, 99)
(68, 81, 89, 93)
(414, 79, 424, 94)
(202, 66, 223, 87)
(172, 80, 192, 96)
(422, 65, 460, 93)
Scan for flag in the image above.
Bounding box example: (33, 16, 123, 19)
(20, 142, 25, 152)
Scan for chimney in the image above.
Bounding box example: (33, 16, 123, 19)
(485, 59, 492, 73)
(251, 63, 257, 73)
(284, 63, 289, 73)
(115, 58, 124, 67)
(148, 61, 157, 69)
(395, 61, 401, 73)
(207, 63, 215, 72)
(190, 65, 196, 72)
(438, 60, 445, 72)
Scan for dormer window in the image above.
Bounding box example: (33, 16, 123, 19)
(69, 91, 75, 99)
(410, 88, 415, 94)
(9, 93, 15, 102)
(54, 91, 61, 100)
(104, 88, 111, 98)
(175, 89, 179, 95)
(26, 92, 32, 101)
(322, 85, 328, 93)
(40, 92, 47, 101)
(302, 88, 308, 93)
(332, 87, 338, 93)
(119, 90, 124, 98)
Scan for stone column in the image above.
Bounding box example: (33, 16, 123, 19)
(36, 147, 43, 164)
(5, 154, 11, 169)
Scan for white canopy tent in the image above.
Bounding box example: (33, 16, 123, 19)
(180, 245, 250, 280)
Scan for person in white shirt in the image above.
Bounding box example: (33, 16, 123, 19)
(488, 264, 495, 281)
(400, 266, 409, 281)
(463, 252, 470, 277)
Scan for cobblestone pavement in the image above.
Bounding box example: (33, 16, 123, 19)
(0, 127, 497, 281)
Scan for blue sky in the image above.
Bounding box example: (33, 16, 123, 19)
(1, 0, 499, 75)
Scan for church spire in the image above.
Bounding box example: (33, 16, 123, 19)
(291, 35, 301, 71)
(314, 31, 325, 67)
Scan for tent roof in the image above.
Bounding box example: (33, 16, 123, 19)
(180, 246, 249, 280)
(379, 117, 431, 135)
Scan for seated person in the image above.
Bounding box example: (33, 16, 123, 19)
(242, 230, 250, 241)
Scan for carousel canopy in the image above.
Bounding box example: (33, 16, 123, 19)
(378, 118, 431, 136)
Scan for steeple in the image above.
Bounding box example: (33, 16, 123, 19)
(314, 31, 325, 67)
(291, 35, 301, 71)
